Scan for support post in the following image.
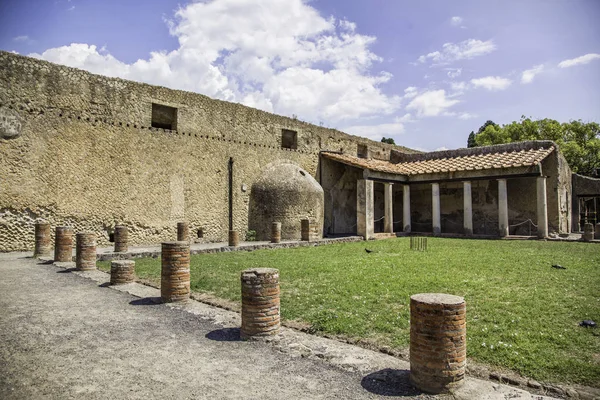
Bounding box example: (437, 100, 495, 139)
(403, 184, 411, 233)
(498, 179, 509, 237)
(463, 181, 473, 236)
(536, 177, 548, 238)
(432, 183, 441, 235)
(357, 179, 374, 240)
(384, 183, 394, 234)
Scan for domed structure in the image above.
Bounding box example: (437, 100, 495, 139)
(249, 162, 324, 241)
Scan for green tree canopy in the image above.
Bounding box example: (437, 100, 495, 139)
(473, 116, 600, 176)
(381, 137, 396, 145)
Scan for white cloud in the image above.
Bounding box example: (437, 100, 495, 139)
(403, 86, 418, 98)
(558, 53, 600, 68)
(30, 0, 400, 125)
(446, 68, 462, 78)
(470, 76, 512, 91)
(450, 16, 463, 27)
(13, 35, 30, 42)
(521, 64, 544, 84)
(450, 81, 468, 92)
(417, 39, 496, 65)
(406, 90, 460, 117)
(343, 114, 412, 141)
(457, 112, 477, 120)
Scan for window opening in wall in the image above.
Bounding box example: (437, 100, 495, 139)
(281, 129, 298, 149)
(357, 144, 368, 158)
(151, 103, 178, 130)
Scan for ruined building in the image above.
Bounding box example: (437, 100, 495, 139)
(0, 51, 574, 251)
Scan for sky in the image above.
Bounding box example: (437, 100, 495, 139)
(1, 0, 599, 151)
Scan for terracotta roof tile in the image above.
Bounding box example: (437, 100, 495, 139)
(322, 146, 554, 177)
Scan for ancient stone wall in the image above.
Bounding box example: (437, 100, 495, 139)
(0, 51, 404, 251)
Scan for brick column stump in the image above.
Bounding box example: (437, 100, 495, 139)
(240, 268, 280, 340)
(583, 223, 594, 242)
(54, 226, 73, 262)
(161, 242, 190, 303)
(177, 222, 189, 242)
(229, 230, 239, 247)
(114, 225, 128, 252)
(76, 232, 97, 271)
(110, 260, 136, 285)
(34, 222, 52, 258)
(271, 222, 281, 244)
(410, 293, 466, 394)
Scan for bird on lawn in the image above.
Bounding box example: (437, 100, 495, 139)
(365, 248, 373, 253)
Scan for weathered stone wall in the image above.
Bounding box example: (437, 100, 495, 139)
(320, 157, 361, 235)
(0, 51, 404, 251)
(541, 150, 572, 233)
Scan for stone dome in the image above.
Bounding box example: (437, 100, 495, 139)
(249, 162, 324, 241)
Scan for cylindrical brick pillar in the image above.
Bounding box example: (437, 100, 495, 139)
(161, 242, 190, 303)
(54, 226, 73, 262)
(177, 222, 189, 242)
(110, 260, 135, 285)
(76, 232, 97, 271)
(410, 293, 466, 394)
(229, 230, 239, 247)
(114, 225, 128, 252)
(271, 222, 281, 244)
(583, 223, 594, 242)
(301, 219, 310, 241)
(34, 222, 52, 258)
(241, 268, 280, 339)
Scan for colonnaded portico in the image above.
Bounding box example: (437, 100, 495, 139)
(321, 141, 570, 239)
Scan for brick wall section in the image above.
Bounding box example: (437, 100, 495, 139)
(410, 293, 466, 394)
(300, 219, 320, 241)
(271, 222, 281, 243)
(114, 225, 128, 252)
(177, 222, 189, 242)
(76, 232, 97, 271)
(34, 222, 52, 258)
(160, 241, 190, 303)
(110, 260, 135, 285)
(240, 268, 280, 339)
(228, 230, 239, 247)
(54, 226, 73, 262)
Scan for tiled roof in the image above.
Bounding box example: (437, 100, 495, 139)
(322, 146, 554, 176)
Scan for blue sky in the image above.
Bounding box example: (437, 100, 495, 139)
(1, 0, 599, 151)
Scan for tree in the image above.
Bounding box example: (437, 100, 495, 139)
(381, 137, 395, 145)
(473, 116, 600, 176)
(467, 131, 477, 148)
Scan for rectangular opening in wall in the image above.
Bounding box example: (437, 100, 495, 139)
(357, 144, 369, 158)
(151, 103, 178, 130)
(281, 129, 298, 149)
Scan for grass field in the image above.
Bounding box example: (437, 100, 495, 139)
(98, 238, 600, 387)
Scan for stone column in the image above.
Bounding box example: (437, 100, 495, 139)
(229, 230, 239, 247)
(403, 184, 411, 233)
(75, 232, 96, 271)
(583, 223, 594, 242)
(357, 179, 374, 240)
(110, 260, 136, 285)
(161, 241, 190, 303)
(498, 179, 509, 237)
(177, 222, 189, 242)
(114, 225, 128, 253)
(240, 268, 280, 339)
(410, 293, 466, 394)
(463, 181, 473, 236)
(34, 222, 52, 258)
(432, 183, 441, 235)
(271, 222, 281, 243)
(54, 226, 73, 262)
(384, 183, 394, 233)
(536, 177, 548, 238)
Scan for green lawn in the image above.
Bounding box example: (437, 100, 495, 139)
(98, 238, 600, 387)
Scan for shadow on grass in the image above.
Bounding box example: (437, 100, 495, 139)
(205, 328, 242, 342)
(361, 369, 421, 397)
(129, 297, 162, 306)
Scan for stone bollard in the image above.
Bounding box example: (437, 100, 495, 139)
(110, 260, 135, 285)
(34, 222, 52, 258)
(54, 226, 73, 262)
(410, 293, 466, 394)
(583, 223, 594, 242)
(76, 232, 97, 271)
(229, 230, 239, 247)
(240, 268, 280, 340)
(161, 242, 190, 303)
(177, 222, 189, 242)
(114, 225, 128, 252)
(271, 222, 281, 244)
